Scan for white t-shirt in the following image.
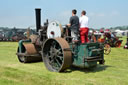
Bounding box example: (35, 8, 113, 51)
(79, 15, 89, 28)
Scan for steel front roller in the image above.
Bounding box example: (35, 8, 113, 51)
(42, 38, 72, 72)
(17, 43, 42, 63)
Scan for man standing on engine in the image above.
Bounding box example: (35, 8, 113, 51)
(79, 10, 89, 43)
(67, 9, 79, 41)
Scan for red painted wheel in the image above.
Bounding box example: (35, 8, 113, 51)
(115, 41, 121, 48)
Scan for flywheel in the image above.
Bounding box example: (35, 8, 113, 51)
(42, 38, 72, 72)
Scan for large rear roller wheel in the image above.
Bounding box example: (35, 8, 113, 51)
(42, 38, 72, 72)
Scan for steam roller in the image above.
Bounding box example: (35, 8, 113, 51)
(16, 8, 105, 72)
(16, 35, 42, 63)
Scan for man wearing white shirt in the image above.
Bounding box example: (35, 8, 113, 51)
(79, 10, 89, 43)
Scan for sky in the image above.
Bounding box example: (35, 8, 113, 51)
(0, 0, 128, 29)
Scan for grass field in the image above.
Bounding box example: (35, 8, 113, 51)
(0, 37, 128, 85)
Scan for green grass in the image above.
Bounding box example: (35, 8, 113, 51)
(0, 37, 128, 85)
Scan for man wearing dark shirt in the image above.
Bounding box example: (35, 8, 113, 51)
(67, 9, 79, 41)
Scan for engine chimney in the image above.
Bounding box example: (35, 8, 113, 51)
(35, 8, 41, 32)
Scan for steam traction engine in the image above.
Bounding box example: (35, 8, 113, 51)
(16, 8, 105, 72)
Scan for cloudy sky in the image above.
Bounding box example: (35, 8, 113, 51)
(0, 0, 128, 29)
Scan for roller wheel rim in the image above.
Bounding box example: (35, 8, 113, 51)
(17, 47, 27, 63)
(42, 38, 72, 72)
